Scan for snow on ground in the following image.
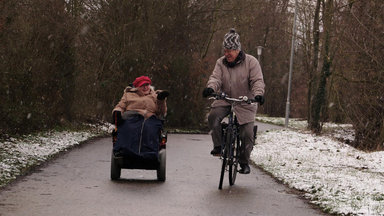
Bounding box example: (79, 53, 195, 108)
(0, 123, 111, 188)
(252, 117, 384, 215)
(0, 118, 383, 215)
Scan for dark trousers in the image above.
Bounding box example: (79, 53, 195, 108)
(208, 106, 255, 165)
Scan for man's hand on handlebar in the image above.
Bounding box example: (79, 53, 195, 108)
(254, 95, 265, 105)
(202, 87, 214, 98)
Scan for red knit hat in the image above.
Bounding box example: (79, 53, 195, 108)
(133, 76, 152, 87)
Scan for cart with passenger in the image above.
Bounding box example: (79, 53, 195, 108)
(110, 113, 167, 181)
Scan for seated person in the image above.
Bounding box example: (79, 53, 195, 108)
(112, 76, 169, 159)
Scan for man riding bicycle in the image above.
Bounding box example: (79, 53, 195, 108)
(202, 28, 265, 174)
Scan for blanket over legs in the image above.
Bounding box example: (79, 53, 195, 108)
(113, 115, 163, 161)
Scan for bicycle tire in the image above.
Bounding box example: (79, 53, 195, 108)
(225, 126, 235, 185)
(229, 133, 240, 185)
(218, 146, 227, 190)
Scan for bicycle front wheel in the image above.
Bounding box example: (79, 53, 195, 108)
(218, 146, 227, 190)
(229, 133, 240, 185)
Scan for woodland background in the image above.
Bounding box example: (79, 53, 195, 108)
(0, 0, 383, 150)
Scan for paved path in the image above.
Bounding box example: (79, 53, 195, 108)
(0, 122, 327, 216)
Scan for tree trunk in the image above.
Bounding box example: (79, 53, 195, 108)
(310, 0, 333, 133)
(307, 0, 321, 123)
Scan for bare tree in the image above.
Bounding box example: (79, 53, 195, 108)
(309, 0, 334, 133)
(332, 0, 384, 150)
(0, 0, 77, 134)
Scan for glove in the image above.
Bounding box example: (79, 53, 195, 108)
(254, 95, 265, 105)
(112, 111, 124, 126)
(202, 87, 214, 98)
(157, 90, 170, 100)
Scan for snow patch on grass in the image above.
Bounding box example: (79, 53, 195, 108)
(0, 124, 110, 188)
(251, 128, 384, 215)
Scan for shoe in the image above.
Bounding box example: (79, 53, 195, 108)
(210, 146, 221, 156)
(239, 164, 250, 174)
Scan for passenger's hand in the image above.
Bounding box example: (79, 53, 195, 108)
(202, 87, 214, 98)
(157, 90, 169, 100)
(113, 111, 124, 126)
(254, 95, 265, 105)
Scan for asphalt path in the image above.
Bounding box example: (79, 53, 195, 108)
(0, 122, 327, 216)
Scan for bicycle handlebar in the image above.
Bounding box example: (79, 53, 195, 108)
(209, 92, 258, 104)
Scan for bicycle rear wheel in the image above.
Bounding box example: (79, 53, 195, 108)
(218, 146, 227, 190)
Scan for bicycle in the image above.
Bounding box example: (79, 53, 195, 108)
(209, 92, 258, 190)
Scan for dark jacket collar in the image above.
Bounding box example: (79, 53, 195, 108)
(223, 51, 246, 68)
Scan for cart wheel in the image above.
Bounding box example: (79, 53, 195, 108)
(157, 149, 166, 181)
(110, 152, 121, 180)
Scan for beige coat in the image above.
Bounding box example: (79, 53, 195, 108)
(113, 86, 167, 119)
(207, 54, 265, 125)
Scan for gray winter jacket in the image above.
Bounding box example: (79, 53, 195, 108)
(207, 53, 265, 125)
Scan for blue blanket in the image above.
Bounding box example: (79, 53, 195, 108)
(113, 115, 163, 161)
